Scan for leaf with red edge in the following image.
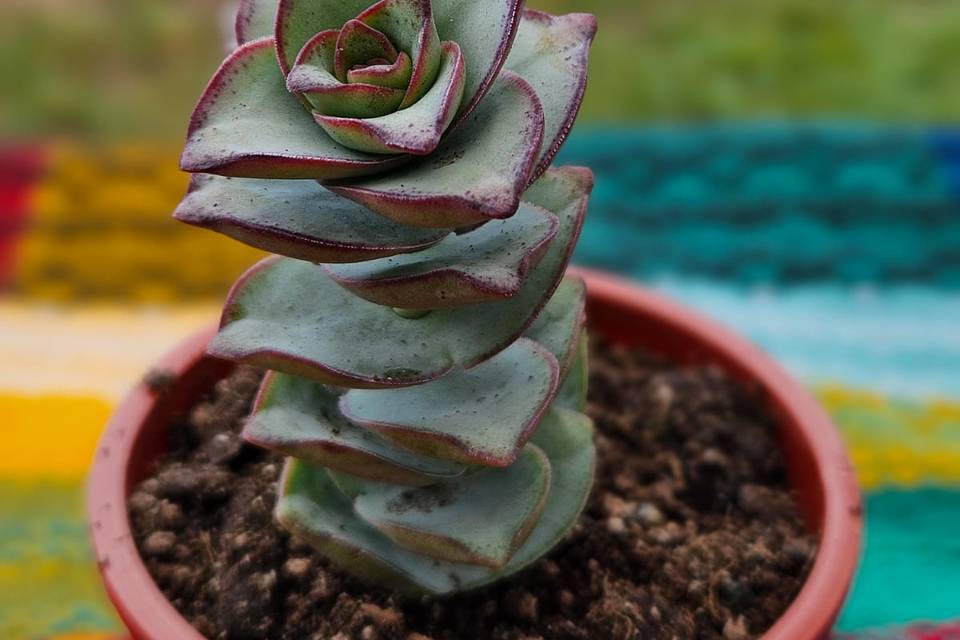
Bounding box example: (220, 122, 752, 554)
(315, 42, 464, 155)
(173, 174, 447, 264)
(287, 30, 406, 118)
(327, 72, 544, 227)
(208, 166, 591, 389)
(235, 0, 279, 46)
(340, 338, 559, 467)
(323, 201, 557, 309)
(348, 51, 412, 89)
(524, 276, 587, 378)
(275, 0, 378, 74)
(353, 445, 552, 568)
(276, 405, 595, 594)
(356, 0, 441, 108)
(505, 10, 598, 182)
(333, 19, 399, 82)
(433, 0, 524, 119)
(180, 38, 405, 180)
(244, 372, 465, 486)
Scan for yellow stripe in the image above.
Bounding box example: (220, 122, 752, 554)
(816, 384, 960, 490)
(18, 143, 265, 303)
(0, 302, 217, 399)
(0, 394, 112, 479)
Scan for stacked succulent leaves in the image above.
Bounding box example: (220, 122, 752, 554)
(174, 0, 597, 595)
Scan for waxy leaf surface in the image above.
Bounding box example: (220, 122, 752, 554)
(275, 0, 385, 73)
(353, 445, 551, 568)
(174, 174, 447, 264)
(287, 30, 406, 118)
(523, 276, 586, 377)
(208, 166, 592, 388)
(277, 405, 595, 594)
(505, 10, 597, 181)
(181, 38, 406, 180)
(235, 0, 280, 45)
(555, 333, 589, 411)
(328, 72, 544, 227)
(341, 338, 558, 466)
(316, 42, 464, 155)
(432, 0, 524, 118)
(356, 0, 441, 108)
(324, 202, 557, 308)
(245, 372, 465, 485)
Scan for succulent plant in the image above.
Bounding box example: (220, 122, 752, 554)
(174, 0, 597, 595)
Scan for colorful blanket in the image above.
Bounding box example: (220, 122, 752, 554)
(2, 126, 958, 638)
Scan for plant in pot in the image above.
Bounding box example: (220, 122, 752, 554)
(88, 0, 862, 638)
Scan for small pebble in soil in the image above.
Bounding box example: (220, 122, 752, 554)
(130, 341, 815, 639)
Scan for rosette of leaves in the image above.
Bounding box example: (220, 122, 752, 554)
(174, 0, 598, 595)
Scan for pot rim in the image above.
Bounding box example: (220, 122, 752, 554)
(88, 267, 861, 640)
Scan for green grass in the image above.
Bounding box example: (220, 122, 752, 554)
(3, 0, 960, 140)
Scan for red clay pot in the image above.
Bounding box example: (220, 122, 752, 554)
(88, 268, 862, 640)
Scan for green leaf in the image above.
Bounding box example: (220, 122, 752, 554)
(433, 0, 524, 118)
(276, 405, 595, 594)
(275, 0, 380, 73)
(348, 52, 413, 90)
(356, 0, 441, 108)
(181, 38, 406, 180)
(505, 10, 598, 181)
(277, 460, 455, 593)
(209, 166, 591, 388)
(499, 407, 595, 572)
(353, 445, 551, 568)
(235, 0, 280, 45)
(245, 372, 465, 486)
(323, 202, 557, 309)
(555, 332, 589, 412)
(316, 42, 464, 155)
(328, 72, 544, 227)
(287, 30, 406, 119)
(341, 338, 559, 466)
(524, 276, 587, 377)
(174, 174, 447, 264)
(333, 19, 399, 82)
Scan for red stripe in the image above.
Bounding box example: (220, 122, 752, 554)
(0, 144, 46, 286)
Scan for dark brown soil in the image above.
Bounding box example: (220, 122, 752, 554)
(129, 340, 815, 640)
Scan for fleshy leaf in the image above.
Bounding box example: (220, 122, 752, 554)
(328, 72, 544, 227)
(277, 406, 594, 594)
(353, 445, 551, 568)
(287, 30, 405, 118)
(208, 166, 590, 388)
(245, 372, 465, 485)
(181, 38, 405, 180)
(333, 19, 398, 82)
(323, 202, 557, 308)
(275, 0, 380, 74)
(524, 276, 587, 377)
(316, 42, 464, 155)
(341, 338, 558, 466)
(348, 51, 412, 90)
(555, 333, 589, 411)
(494, 408, 595, 572)
(357, 0, 441, 108)
(505, 10, 597, 182)
(173, 174, 447, 264)
(433, 0, 524, 119)
(277, 460, 457, 593)
(235, 0, 280, 45)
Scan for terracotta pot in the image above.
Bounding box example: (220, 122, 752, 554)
(88, 268, 862, 640)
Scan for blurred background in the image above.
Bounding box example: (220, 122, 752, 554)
(2, 0, 959, 638)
